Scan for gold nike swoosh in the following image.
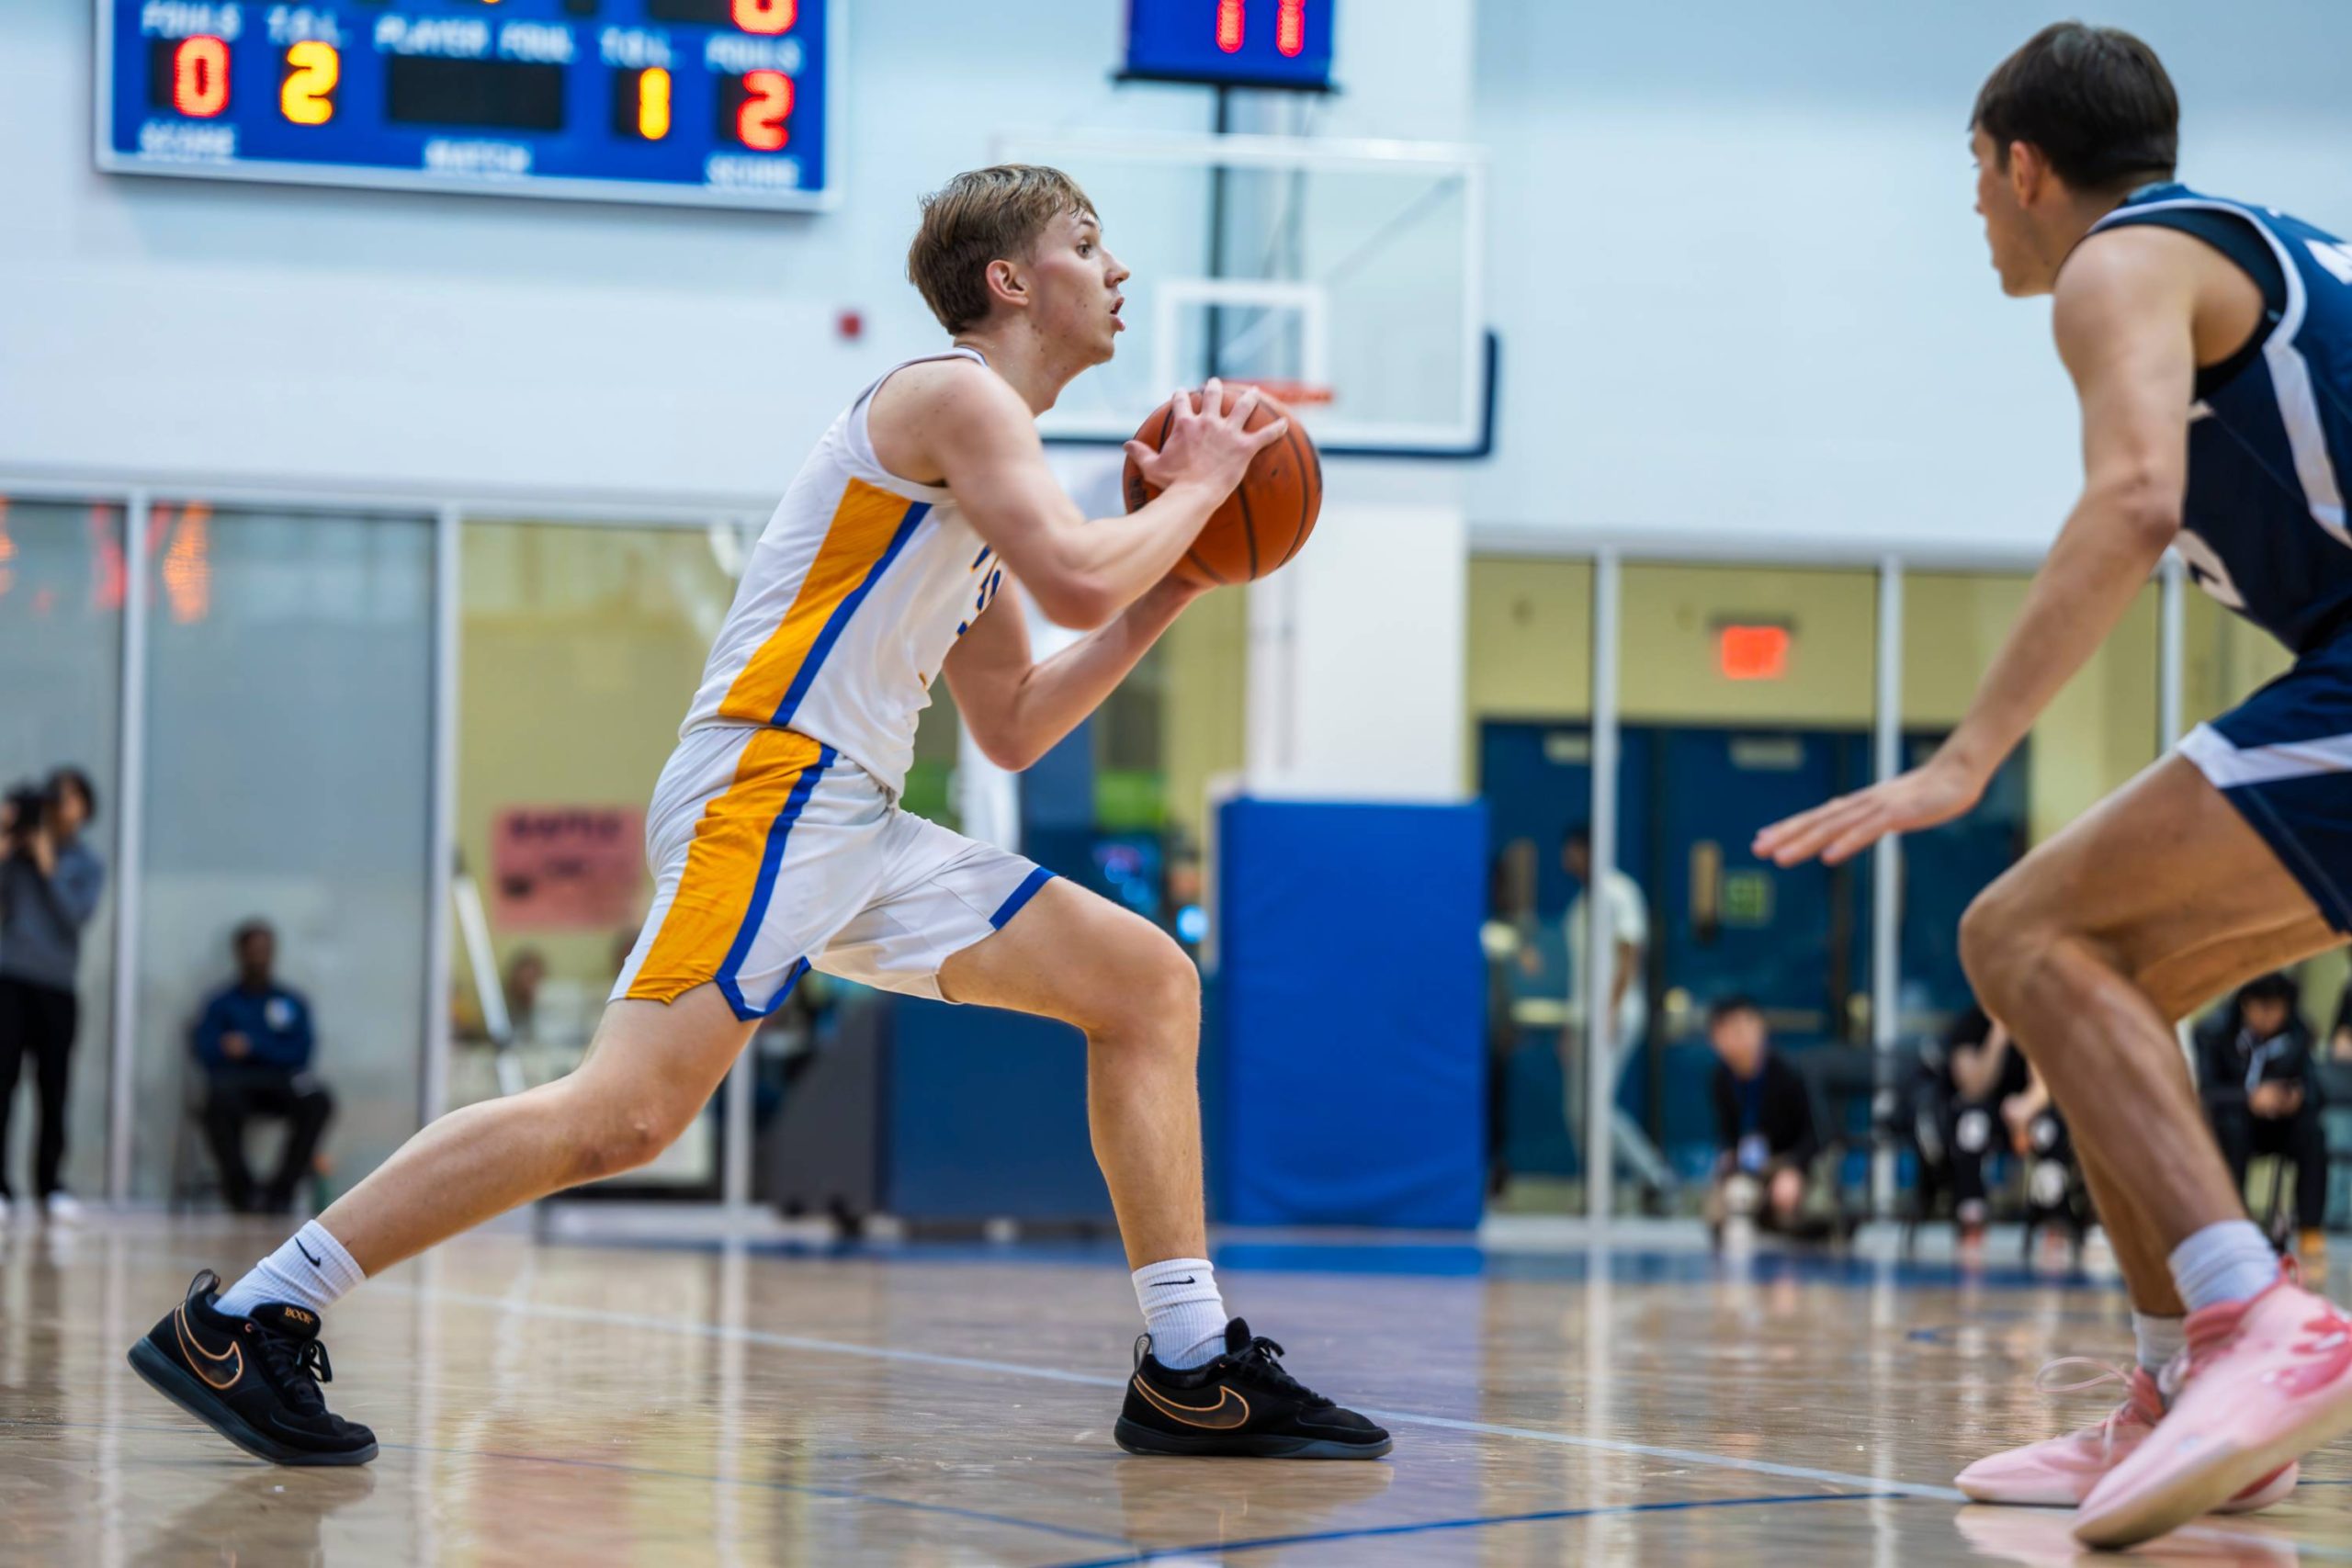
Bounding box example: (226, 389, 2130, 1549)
(1133, 1376, 1251, 1430)
(174, 1306, 243, 1392)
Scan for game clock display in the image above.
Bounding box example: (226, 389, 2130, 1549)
(1122, 0, 1334, 92)
(97, 0, 838, 209)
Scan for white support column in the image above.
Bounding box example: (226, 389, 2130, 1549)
(1244, 503, 1467, 798)
(2159, 553, 2187, 750)
(1871, 556, 1905, 1214)
(107, 492, 151, 1205)
(1585, 549, 1622, 1224)
(722, 1044, 754, 1217)
(421, 503, 460, 1128)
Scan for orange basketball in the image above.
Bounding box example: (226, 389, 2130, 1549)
(1122, 386, 1322, 587)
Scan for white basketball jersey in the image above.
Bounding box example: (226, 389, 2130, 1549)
(681, 347, 1006, 794)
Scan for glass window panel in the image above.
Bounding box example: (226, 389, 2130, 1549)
(0, 498, 122, 1201)
(1466, 557, 1596, 1213)
(452, 520, 747, 1190)
(1618, 563, 1878, 1215)
(136, 504, 435, 1203)
(1898, 572, 2161, 1038)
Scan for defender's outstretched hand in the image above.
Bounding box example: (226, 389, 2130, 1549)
(1123, 378, 1288, 499)
(1752, 754, 1985, 867)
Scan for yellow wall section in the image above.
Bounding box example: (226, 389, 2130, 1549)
(458, 524, 741, 1002)
(1155, 583, 1249, 848)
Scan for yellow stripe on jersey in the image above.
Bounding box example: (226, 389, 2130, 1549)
(626, 728, 829, 1006)
(718, 477, 926, 728)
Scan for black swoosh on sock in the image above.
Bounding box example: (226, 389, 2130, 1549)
(296, 1238, 322, 1269)
(1151, 1276, 1198, 1287)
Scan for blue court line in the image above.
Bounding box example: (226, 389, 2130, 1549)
(1035, 1490, 1910, 1567)
(0, 1416, 1131, 1549)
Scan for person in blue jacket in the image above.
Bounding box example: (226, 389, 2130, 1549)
(193, 920, 334, 1214)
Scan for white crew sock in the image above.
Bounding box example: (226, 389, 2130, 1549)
(2132, 1310, 2185, 1378)
(1132, 1258, 1228, 1370)
(215, 1222, 367, 1319)
(2167, 1220, 2278, 1315)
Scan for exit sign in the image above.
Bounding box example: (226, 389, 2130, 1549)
(1716, 623, 1792, 681)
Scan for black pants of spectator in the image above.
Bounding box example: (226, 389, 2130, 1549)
(2211, 1099, 2330, 1232)
(204, 1067, 334, 1213)
(1947, 1099, 2000, 1215)
(0, 976, 78, 1201)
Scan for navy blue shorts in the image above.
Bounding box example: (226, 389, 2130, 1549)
(2180, 634, 2352, 932)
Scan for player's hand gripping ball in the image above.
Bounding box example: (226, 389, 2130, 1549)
(1122, 385, 1322, 587)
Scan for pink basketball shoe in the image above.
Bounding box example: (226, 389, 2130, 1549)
(1955, 1360, 2295, 1510)
(2075, 1279, 2352, 1548)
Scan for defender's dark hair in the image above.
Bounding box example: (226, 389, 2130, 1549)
(1707, 995, 1764, 1030)
(1972, 21, 2178, 190)
(232, 919, 275, 953)
(2236, 971, 2299, 1008)
(1563, 823, 1590, 851)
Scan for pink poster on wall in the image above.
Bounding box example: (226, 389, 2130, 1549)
(491, 807, 646, 930)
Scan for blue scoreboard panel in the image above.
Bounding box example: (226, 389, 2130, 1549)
(97, 0, 838, 210)
(1122, 0, 1335, 92)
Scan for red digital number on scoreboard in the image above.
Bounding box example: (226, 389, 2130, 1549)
(173, 35, 231, 118)
(718, 71, 793, 151)
(731, 0, 797, 36)
(1213, 1, 1309, 58)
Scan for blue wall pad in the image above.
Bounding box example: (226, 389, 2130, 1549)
(887, 997, 1113, 1222)
(1218, 797, 1487, 1228)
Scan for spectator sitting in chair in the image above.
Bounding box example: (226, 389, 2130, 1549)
(2198, 972, 2328, 1266)
(1704, 997, 1819, 1237)
(193, 919, 334, 1215)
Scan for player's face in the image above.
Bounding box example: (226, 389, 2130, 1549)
(1971, 127, 2040, 298)
(1028, 210, 1130, 367)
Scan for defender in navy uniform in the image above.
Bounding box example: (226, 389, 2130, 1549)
(1758, 24, 2352, 1549)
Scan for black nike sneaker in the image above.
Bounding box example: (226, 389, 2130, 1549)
(127, 1270, 378, 1466)
(1114, 1317, 1392, 1460)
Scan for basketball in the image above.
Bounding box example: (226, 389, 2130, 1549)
(1122, 386, 1322, 587)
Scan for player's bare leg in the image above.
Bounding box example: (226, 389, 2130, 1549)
(318, 987, 756, 1272)
(1961, 759, 2333, 1262)
(126, 984, 757, 1464)
(1954, 757, 2349, 1541)
(938, 877, 1390, 1459)
(937, 878, 1206, 1269)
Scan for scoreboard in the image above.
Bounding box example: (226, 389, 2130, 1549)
(96, 0, 839, 210)
(1122, 0, 1335, 92)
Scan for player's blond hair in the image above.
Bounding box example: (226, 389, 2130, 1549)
(907, 165, 1098, 334)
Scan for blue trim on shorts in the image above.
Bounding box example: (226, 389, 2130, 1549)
(2196, 635, 2352, 933)
(988, 867, 1055, 931)
(715, 747, 836, 1021)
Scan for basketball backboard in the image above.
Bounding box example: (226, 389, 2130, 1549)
(989, 130, 1489, 457)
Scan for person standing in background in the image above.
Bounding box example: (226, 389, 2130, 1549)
(1561, 825, 1673, 1201)
(0, 767, 106, 1224)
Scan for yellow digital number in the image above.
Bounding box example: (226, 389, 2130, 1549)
(281, 41, 339, 127)
(638, 67, 672, 141)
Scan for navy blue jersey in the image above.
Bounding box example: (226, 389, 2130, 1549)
(2086, 185, 2352, 651)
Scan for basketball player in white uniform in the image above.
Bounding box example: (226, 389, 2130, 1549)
(127, 166, 1391, 1464)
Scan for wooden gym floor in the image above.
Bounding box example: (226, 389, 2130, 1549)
(2, 1216, 2346, 1565)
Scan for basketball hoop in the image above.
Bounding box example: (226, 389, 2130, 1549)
(1229, 378, 1334, 409)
